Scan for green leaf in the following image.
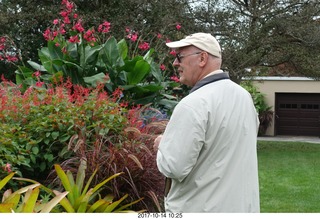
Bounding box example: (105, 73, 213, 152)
(39, 48, 64, 73)
(31, 146, 39, 155)
(83, 73, 106, 87)
(22, 187, 40, 213)
(40, 191, 69, 213)
(75, 159, 86, 195)
(51, 131, 59, 140)
(0, 172, 15, 190)
(102, 37, 121, 67)
(54, 164, 75, 205)
(53, 190, 75, 213)
(27, 60, 47, 71)
(91, 172, 123, 194)
(104, 194, 128, 212)
(150, 61, 163, 83)
(83, 44, 102, 66)
(127, 60, 151, 85)
(48, 40, 63, 60)
(117, 39, 128, 60)
(87, 199, 108, 213)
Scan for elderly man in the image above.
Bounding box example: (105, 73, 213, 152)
(154, 33, 260, 213)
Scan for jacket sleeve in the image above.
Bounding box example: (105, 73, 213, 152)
(156, 101, 206, 182)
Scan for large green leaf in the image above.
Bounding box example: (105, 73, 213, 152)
(27, 61, 47, 72)
(117, 39, 128, 60)
(150, 61, 163, 83)
(48, 40, 63, 60)
(126, 60, 151, 85)
(38, 48, 63, 73)
(83, 73, 106, 87)
(101, 37, 121, 68)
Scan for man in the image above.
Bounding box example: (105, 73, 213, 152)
(154, 33, 260, 213)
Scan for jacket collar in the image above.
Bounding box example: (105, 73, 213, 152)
(190, 72, 230, 93)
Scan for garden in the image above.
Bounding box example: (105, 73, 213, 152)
(0, 0, 281, 214)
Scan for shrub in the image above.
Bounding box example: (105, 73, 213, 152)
(0, 79, 127, 182)
(241, 81, 274, 135)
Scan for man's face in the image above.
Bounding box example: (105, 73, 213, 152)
(173, 46, 202, 87)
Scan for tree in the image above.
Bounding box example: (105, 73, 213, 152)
(0, 0, 61, 80)
(190, 0, 320, 82)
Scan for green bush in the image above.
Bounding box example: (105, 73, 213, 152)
(0, 80, 127, 182)
(241, 81, 273, 135)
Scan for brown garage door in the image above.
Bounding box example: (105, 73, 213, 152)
(275, 93, 320, 136)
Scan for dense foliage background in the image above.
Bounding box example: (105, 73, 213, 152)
(1, 0, 320, 82)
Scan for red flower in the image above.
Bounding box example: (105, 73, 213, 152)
(138, 42, 150, 51)
(36, 81, 45, 87)
(127, 32, 138, 42)
(170, 76, 180, 83)
(84, 29, 96, 42)
(73, 21, 84, 33)
(43, 28, 53, 41)
(32, 71, 41, 78)
(98, 21, 111, 33)
(169, 50, 177, 56)
(176, 23, 181, 30)
(160, 64, 166, 71)
(157, 33, 162, 39)
(68, 35, 80, 43)
(6, 55, 18, 62)
(53, 19, 59, 25)
(3, 163, 12, 172)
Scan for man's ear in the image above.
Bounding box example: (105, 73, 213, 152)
(199, 52, 208, 67)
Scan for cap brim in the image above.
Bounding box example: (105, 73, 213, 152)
(166, 41, 191, 48)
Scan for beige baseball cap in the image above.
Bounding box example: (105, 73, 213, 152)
(166, 32, 222, 58)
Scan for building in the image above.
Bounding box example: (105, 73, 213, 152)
(251, 77, 320, 137)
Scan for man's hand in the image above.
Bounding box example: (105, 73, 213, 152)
(153, 135, 162, 152)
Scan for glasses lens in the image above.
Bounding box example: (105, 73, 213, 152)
(176, 54, 181, 63)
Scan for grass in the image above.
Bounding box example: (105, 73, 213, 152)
(258, 140, 320, 212)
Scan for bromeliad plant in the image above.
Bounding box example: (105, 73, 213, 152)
(0, 172, 68, 213)
(0, 160, 142, 213)
(14, 0, 180, 111)
(51, 159, 143, 213)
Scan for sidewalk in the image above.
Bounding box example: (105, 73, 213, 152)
(258, 135, 320, 144)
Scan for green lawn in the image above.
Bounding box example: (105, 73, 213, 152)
(258, 140, 320, 212)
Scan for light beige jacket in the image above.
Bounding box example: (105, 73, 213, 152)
(157, 74, 260, 213)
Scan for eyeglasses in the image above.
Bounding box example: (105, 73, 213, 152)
(175, 51, 202, 63)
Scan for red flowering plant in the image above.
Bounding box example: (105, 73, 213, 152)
(0, 75, 127, 183)
(12, 0, 184, 113)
